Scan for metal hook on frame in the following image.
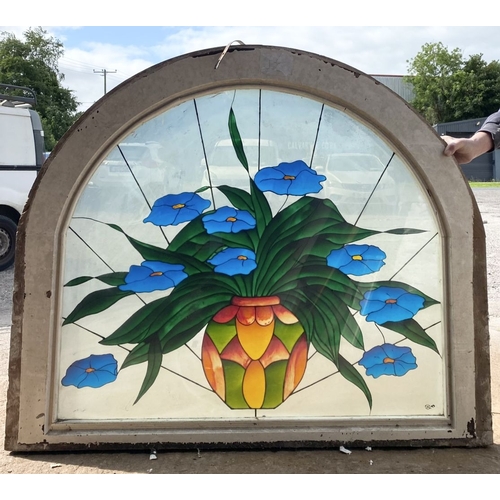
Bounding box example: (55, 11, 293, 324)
(215, 40, 246, 69)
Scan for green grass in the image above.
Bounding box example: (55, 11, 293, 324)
(469, 181, 500, 188)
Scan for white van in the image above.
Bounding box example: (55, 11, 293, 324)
(203, 139, 280, 186)
(0, 84, 45, 271)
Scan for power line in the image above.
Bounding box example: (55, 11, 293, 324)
(61, 57, 134, 79)
(93, 68, 117, 95)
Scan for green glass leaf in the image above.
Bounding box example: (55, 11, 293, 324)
(101, 273, 238, 350)
(99, 296, 170, 346)
(134, 335, 163, 404)
(338, 355, 372, 409)
(328, 295, 364, 350)
(255, 197, 313, 261)
(121, 343, 149, 369)
(157, 293, 234, 345)
(297, 282, 363, 349)
(167, 214, 209, 252)
(382, 319, 440, 354)
(249, 178, 273, 237)
(216, 185, 254, 212)
(310, 291, 344, 359)
(254, 198, 354, 289)
(384, 228, 427, 235)
(286, 288, 341, 363)
(280, 288, 371, 407)
(259, 231, 365, 297)
(195, 186, 211, 193)
(161, 323, 208, 355)
(63, 287, 134, 325)
(278, 292, 315, 341)
(106, 222, 209, 274)
(269, 263, 361, 300)
(96, 272, 127, 286)
(228, 107, 248, 171)
(64, 276, 93, 287)
(325, 223, 378, 245)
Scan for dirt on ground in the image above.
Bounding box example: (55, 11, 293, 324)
(1, 189, 500, 474)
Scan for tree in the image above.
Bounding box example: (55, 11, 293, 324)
(406, 42, 500, 124)
(0, 27, 80, 150)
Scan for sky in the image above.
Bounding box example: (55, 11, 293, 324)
(2, 4, 499, 112)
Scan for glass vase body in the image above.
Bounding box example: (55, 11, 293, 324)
(201, 296, 308, 409)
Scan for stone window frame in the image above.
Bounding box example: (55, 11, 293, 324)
(5, 45, 491, 451)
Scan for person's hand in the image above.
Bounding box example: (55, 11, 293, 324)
(442, 132, 493, 164)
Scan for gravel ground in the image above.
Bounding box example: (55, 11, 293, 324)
(0, 187, 499, 474)
(474, 188, 500, 319)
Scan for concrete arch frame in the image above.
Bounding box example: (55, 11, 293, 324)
(5, 45, 491, 451)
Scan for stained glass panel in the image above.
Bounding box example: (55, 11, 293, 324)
(58, 89, 445, 422)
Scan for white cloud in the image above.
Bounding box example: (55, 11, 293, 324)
(2, 25, 500, 113)
(60, 43, 154, 109)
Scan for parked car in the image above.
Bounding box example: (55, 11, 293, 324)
(0, 84, 44, 271)
(77, 142, 170, 217)
(93, 142, 166, 184)
(323, 153, 397, 210)
(203, 139, 280, 186)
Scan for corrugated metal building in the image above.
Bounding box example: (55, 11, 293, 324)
(371, 75, 416, 102)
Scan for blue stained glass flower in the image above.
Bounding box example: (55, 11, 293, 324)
(327, 244, 386, 276)
(61, 353, 118, 388)
(208, 248, 257, 276)
(358, 344, 417, 378)
(119, 261, 187, 292)
(202, 206, 256, 234)
(254, 160, 326, 196)
(144, 192, 211, 226)
(360, 286, 425, 325)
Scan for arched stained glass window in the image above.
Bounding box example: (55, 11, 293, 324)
(59, 88, 444, 421)
(6, 46, 490, 451)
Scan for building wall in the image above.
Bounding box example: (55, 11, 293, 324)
(371, 75, 415, 102)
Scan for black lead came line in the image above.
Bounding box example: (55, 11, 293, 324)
(63, 320, 212, 392)
(389, 232, 439, 281)
(68, 223, 147, 308)
(354, 152, 396, 227)
(194, 98, 216, 209)
(116, 144, 170, 246)
(310, 103, 324, 168)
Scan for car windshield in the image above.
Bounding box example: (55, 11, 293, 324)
(107, 146, 151, 162)
(326, 156, 383, 173)
(210, 145, 278, 167)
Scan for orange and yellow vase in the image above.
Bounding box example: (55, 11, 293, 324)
(201, 296, 308, 409)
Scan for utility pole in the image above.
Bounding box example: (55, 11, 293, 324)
(93, 68, 117, 95)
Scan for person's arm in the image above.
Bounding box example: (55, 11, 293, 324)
(443, 109, 500, 164)
(479, 109, 500, 151)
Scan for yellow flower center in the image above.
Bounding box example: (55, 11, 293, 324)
(238, 255, 248, 260)
(150, 272, 163, 277)
(383, 357, 395, 364)
(85, 368, 96, 373)
(283, 175, 295, 180)
(385, 299, 397, 304)
(352, 255, 363, 261)
(172, 203, 185, 209)
(226, 217, 237, 222)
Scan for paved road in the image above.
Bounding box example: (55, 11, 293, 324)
(0, 266, 13, 327)
(0, 188, 498, 327)
(474, 188, 500, 320)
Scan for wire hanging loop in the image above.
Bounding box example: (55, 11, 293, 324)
(215, 40, 246, 69)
